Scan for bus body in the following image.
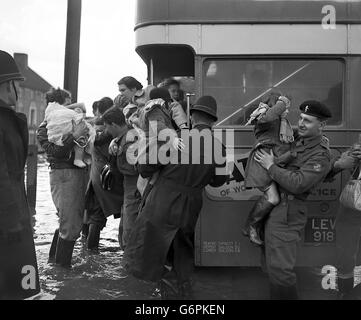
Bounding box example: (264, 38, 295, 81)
(134, 0, 361, 266)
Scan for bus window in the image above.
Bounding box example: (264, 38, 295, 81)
(203, 59, 344, 127)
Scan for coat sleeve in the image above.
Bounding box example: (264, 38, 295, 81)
(37, 121, 76, 158)
(324, 155, 343, 181)
(258, 100, 287, 123)
(268, 151, 331, 194)
(169, 102, 188, 129)
(0, 131, 21, 228)
(94, 130, 112, 147)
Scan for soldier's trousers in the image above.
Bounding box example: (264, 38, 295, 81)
(264, 197, 307, 287)
(336, 203, 361, 278)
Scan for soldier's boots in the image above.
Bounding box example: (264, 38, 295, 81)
(270, 283, 299, 300)
(178, 280, 194, 300)
(243, 197, 275, 246)
(337, 277, 354, 299)
(48, 228, 59, 263)
(159, 278, 194, 300)
(55, 237, 76, 269)
(87, 224, 101, 252)
(159, 278, 179, 300)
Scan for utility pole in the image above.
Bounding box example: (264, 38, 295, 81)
(64, 0, 82, 102)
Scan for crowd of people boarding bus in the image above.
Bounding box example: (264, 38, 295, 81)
(36, 75, 229, 299)
(2, 48, 361, 300)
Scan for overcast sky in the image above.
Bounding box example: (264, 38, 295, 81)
(1, 0, 147, 114)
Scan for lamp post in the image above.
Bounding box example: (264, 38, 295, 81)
(64, 0, 82, 102)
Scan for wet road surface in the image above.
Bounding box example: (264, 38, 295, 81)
(31, 158, 360, 300)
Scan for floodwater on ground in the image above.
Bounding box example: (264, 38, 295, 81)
(32, 158, 156, 300)
(31, 157, 361, 300)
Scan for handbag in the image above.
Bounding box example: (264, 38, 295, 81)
(339, 165, 361, 211)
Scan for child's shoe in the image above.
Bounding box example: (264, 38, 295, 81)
(242, 196, 275, 246)
(248, 225, 264, 246)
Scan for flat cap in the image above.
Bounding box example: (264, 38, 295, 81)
(299, 100, 332, 119)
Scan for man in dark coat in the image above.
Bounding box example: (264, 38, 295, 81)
(124, 95, 229, 299)
(102, 107, 141, 249)
(85, 98, 124, 250)
(0, 50, 40, 299)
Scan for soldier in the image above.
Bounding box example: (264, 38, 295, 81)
(254, 100, 332, 299)
(0, 50, 40, 299)
(124, 96, 229, 299)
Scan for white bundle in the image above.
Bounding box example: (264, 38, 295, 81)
(45, 102, 84, 146)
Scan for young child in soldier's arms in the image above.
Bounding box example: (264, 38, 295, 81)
(243, 92, 294, 245)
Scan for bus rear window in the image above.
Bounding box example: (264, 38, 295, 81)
(203, 59, 344, 126)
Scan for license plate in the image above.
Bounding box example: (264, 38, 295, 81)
(304, 217, 336, 243)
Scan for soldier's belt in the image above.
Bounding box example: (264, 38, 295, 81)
(280, 192, 306, 202)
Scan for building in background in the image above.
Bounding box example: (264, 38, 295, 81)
(13, 53, 53, 144)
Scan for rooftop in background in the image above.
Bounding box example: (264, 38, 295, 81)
(14, 53, 53, 93)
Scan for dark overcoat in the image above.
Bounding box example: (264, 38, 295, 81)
(85, 130, 124, 218)
(124, 124, 228, 281)
(0, 105, 40, 299)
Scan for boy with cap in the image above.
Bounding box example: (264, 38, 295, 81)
(254, 100, 332, 299)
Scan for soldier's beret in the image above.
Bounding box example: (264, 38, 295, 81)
(299, 100, 332, 119)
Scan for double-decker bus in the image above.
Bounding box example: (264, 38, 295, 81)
(134, 0, 361, 267)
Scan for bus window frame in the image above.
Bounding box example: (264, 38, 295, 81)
(198, 55, 347, 130)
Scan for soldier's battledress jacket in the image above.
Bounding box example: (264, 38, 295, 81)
(268, 133, 331, 199)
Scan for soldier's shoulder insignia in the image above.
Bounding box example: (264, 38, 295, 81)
(320, 135, 330, 149)
(313, 163, 322, 172)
